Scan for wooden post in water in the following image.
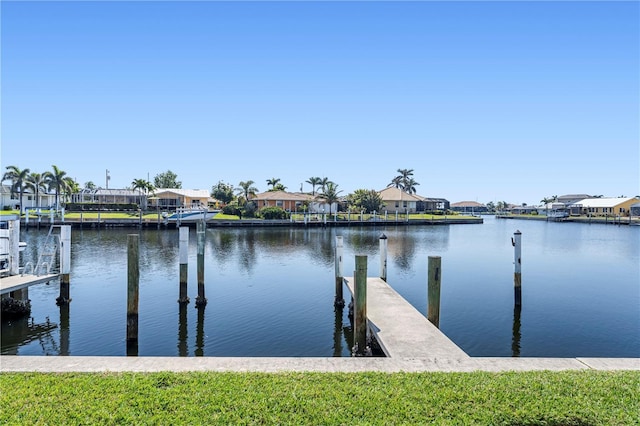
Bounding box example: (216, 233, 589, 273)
(379, 234, 388, 281)
(56, 225, 72, 305)
(334, 236, 344, 307)
(353, 255, 368, 356)
(427, 256, 441, 328)
(195, 220, 207, 307)
(178, 226, 189, 304)
(127, 234, 139, 343)
(512, 230, 522, 306)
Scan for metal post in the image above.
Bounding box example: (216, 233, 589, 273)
(56, 225, 72, 305)
(427, 256, 441, 327)
(195, 220, 207, 306)
(513, 230, 522, 306)
(9, 219, 20, 276)
(334, 236, 344, 307)
(178, 226, 189, 303)
(379, 233, 387, 281)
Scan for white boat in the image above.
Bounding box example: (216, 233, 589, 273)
(164, 208, 220, 223)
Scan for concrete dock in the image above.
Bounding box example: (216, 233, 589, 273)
(0, 273, 59, 295)
(343, 276, 468, 359)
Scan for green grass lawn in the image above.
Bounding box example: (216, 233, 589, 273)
(1, 371, 637, 424)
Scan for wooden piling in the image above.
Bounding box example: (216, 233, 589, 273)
(127, 234, 139, 342)
(353, 255, 368, 356)
(427, 256, 441, 328)
(513, 230, 522, 306)
(379, 234, 388, 281)
(195, 220, 207, 307)
(334, 236, 344, 307)
(178, 227, 189, 303)
(56, 225, 72, 305)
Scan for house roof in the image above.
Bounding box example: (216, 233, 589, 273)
(451, 201, 485, 208)
(155, 189, 210, 199)
(252, 191, 313, 202)
(378, 187, 422, 202)
(572, 197, 639, 208)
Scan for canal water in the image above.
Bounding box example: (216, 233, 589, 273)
(2, 216, 638, 357)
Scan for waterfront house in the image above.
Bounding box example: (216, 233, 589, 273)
(557, 194, 592, 204)
(569, 197, 639, 217)
(450, 201, 487, 213)
(72, 188, 143, 205)
(252, 191, 312, 212)
(1, 184, 56, 211)
(149, 189, 212, 210)
(378, 187, 421, 213)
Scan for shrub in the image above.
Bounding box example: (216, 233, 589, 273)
(259, 206, 289, 220)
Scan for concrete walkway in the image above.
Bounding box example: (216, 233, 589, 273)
(1, 355, 638, 373)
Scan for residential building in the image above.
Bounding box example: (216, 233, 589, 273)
(149, 189, 212, 210)
(450, 201, 487, 213)
(569, 197, 639, 217)
(1, 184, 56, 211)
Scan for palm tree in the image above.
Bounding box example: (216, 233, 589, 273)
(317, 182, 342, 215)
(404, 177, 420, 195)
(63, 177, 80, 204)
(319, 177, 333, 194)
(26, 172, 48, 209)
(306, 177, 321, 196)
(236, 180, 258, 205)
(44, 165, 69, 211)
(132, 178, 155, 209)
(2, 165, 30, 214)
(388, 168, 419, 193)
(266, 177, 281, 190)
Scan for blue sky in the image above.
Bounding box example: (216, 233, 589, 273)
(2, 1, 638, 205)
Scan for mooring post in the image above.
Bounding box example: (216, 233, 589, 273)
(178, 226, 189, 304)
(334, 236, 344, 307)
(127, 234, 139, 343)
(379, 233, 388, 281)
(353, 255, 368, 356)
(512, 230, 522, 306)
(178, 303, 188, 357)
(9, 219, 20, 275)
(427, 255, 441, 328)
(50, 209, 54, 225)
(195, 220, 207, 307)
(25, 209, 30, 229)
(61, 207, 65, 223)
(56, 225, 72, 305)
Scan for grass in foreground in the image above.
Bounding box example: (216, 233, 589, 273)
(1, 371, 638, 424)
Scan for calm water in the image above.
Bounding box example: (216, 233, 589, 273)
(2, 217, 639, 357)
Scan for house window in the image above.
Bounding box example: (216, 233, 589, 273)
(276, 201, 283, 207)
(403, 201, 407, 208)
(395, 202, 399, 208)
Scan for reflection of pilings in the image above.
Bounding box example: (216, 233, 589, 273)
(195, 221, 207, 307)
(512, 305, 521, 357)
(178, 227, 189, 304)
(427, 256, 441, 328)
(195, 306, 205, 356)
(332, 306, 343, 357)
(59, 303, 70, 356)
(178, 303, 188, 357)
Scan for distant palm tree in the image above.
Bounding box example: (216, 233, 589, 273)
(266, 177, 281, 190)
(317, 182, 342, 215)
(319, 177, 333, 194)
(306, 177, 321, 195)
(132, 178, 155, 209)
(44, 165, 70, 210)
(388, 168, 419, 193)
(2, 165, 31, 213)
(404, 177, 420, 195)
(63, 178, 80, 204)
(236, 180, 258, 205)
(26, 172, 48, 209)
(84, 181, 97, 190)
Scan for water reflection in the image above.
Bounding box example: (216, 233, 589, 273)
(59, 304, 70, 356)
(1, 316, 58, 355)
(178, 304, 188, 357)
(332, 307, 343, 357)
(195, 306, 205, 357)
(512, 305, 521, 357)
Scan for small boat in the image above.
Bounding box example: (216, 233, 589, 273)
(163, 208, 220, 223)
